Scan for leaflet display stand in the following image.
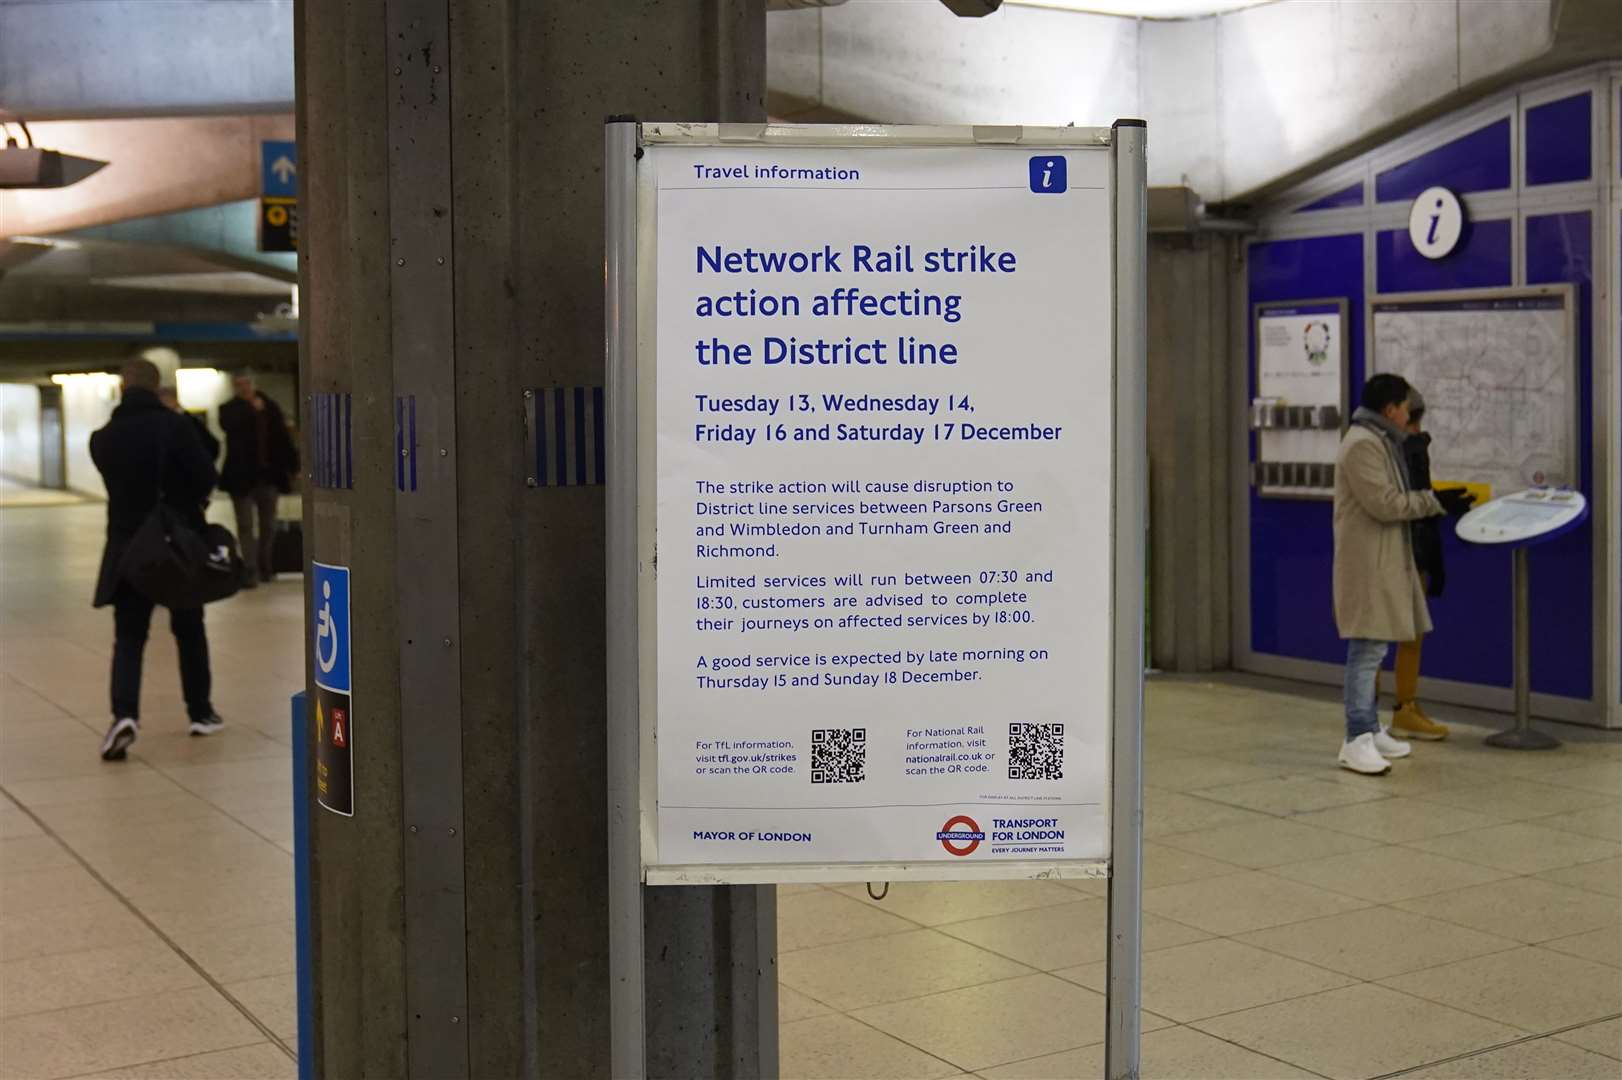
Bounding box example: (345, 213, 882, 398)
(1455, 488, 1589, 749)
(1250, 299, 1348, 500)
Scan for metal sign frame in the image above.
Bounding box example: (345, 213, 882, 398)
(606, 118, 1146, 1079)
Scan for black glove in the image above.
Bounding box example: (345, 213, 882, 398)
(1435, 488, 1476, 517)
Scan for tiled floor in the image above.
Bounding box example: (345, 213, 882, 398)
(2, 499, 1620, 1079)
(779, 682, 1622, 1080)
(2, 500, 302, 1079)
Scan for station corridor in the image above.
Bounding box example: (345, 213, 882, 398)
(2, 499, 1619, 1079)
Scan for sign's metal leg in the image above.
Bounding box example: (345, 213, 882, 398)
(1486, 546, 1560, 750)
(605, 118, 648, 1080)
(1106, 118, 1147, 1080)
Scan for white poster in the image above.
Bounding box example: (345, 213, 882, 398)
(649, 143, 1115, 872)
(1256, 305, 1342, 408)
(1255, 304, 1344, 475)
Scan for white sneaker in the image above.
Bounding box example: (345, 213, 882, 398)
(1374, 729, 1411, 759)
(1338, 732, 1390, 775)
(100, 717, 138, 762)
(188, 714, 226, 737)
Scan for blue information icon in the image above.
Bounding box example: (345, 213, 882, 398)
(1028, 155, 1067, 194)
(312, 562, 351, 693)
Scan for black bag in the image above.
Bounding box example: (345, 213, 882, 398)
(271, 519, 304, 574)
(118, 433, 243, 608)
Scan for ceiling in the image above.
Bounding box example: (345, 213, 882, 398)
(1004, 0, 1273, 16)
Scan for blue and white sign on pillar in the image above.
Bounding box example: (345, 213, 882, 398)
(313, 563, 350, 692)
(312, 563, 353, 816)
(262, 140, 298, 198)
(260, 140, 298, 253)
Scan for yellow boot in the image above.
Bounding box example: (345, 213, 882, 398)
(1392, 701, 1449, 741)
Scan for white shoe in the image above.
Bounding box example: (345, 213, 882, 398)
(100, 717, 138, 762)
(188, 714, 225, 737)
(1339, 732, 1390, 775)
(1374, 728, 1411, 759)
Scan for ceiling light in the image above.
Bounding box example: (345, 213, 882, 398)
(0, 146, 107, 189)
(7, 235, 83, 250)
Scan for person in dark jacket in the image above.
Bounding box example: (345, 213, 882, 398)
(1390, 388, 1451, 741)
(158, 385, 221, 462)
(90, 359, 225, 761)
(218, 372, 298, 586)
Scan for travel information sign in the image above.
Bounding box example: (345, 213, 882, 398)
(608, 122, 1146, 886)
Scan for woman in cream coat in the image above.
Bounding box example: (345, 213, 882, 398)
(1333, 374, 1471, 775)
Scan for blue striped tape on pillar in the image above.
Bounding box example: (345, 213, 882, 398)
(312, 392, 353, 490)
(529, 386, 604, 487)
(395, 395, 417, 493)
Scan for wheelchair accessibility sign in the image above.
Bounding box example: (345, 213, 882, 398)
(313, 563, 350, 693)
(312, 563, 353, 815)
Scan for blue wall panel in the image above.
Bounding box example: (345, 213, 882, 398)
(1376, 213, 1519, 688)
(1247, 217, 1595, 701)
(1247, 234, 1363, 662)
(1297, 182, 1365, 213)
(1251, 78, 1607, 710)
(1525, 93, 1592, 186)
(1523, 211, 1594, 700)
(1375, 119, 1512, 202)
(1376, 218, 1513, 292)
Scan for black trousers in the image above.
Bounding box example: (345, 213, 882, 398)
(232, 484, 280, 581)
(110, 582, 213, 722)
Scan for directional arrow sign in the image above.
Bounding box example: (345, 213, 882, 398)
(261, 140, 298, 198)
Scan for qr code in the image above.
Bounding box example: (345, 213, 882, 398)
(811, 728, 866, 784)
(1009, 722, 1064, 780)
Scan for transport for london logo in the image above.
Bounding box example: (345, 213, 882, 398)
(1028, 156, 1066, 194)
(937, 815, 986, 856)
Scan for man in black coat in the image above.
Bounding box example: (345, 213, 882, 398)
(90, 359, 225, 761)
(218, 372, 299, 586)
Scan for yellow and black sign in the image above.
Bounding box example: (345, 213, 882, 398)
(260, 196, 298, 253)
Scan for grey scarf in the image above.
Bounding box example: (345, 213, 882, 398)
(1351, 406, 1413, 491)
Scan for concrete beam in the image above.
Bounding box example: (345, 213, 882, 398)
(0, 0, 293, 120)
(1212, 0, 1553, 201)
(768, 0, 1581, 203)
(1227, 0, 1622, 204)
(297, 1, 771, 1076)
(66, 201, 298, 280)
(768, 1, 1138, 128)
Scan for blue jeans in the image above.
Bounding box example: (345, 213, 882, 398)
(1343, 639, 1389, 740)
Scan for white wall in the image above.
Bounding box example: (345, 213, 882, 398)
(0, 384, 42, 485)
(1140, 15, 1219, 195)
(1212, 0, 1552, 197)
(59, 374, 121, 499)
(771, 1, 1140, 127)
(769, 0, 1556, 201)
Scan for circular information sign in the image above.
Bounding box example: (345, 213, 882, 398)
(1456, 487, 1587, 547)
(1408, 186, 1464, 260)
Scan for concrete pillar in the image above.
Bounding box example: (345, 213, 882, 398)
(295, 3, 765, 1078)
(1145, 233, 1234, 673)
